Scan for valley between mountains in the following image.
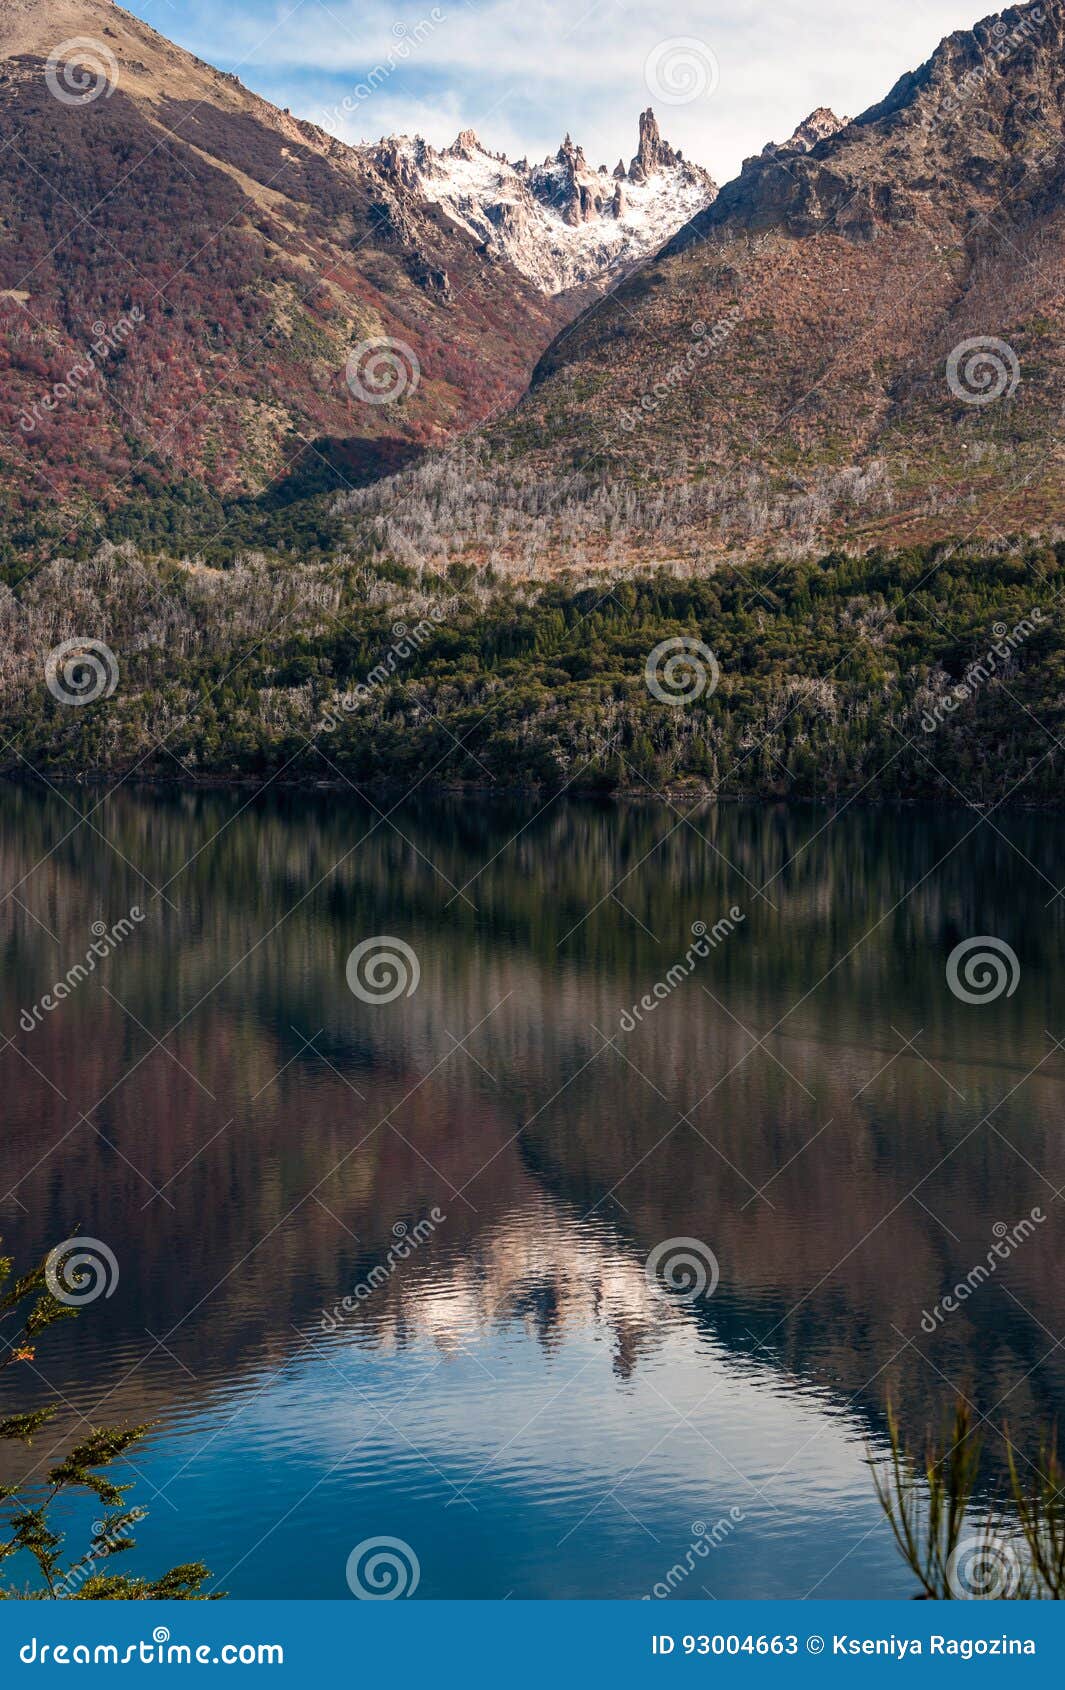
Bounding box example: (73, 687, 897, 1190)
(1, 0, 1065, 810)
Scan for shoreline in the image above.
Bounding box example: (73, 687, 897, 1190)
(0, 767, 1056, 817)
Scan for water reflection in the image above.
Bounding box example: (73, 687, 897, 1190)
(0, 786, 1062, 1596)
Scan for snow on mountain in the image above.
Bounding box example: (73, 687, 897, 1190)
(365, 110, 717, 295)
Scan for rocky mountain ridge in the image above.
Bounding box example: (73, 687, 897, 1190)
(672, 0, 1060, 245)
(366, 110, 716, 293)
(437, 0, 1065, 568)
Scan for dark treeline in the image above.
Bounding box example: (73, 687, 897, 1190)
(2, 538, 1063, 807)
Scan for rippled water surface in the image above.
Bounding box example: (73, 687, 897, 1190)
(1, 787, 1062, 1598)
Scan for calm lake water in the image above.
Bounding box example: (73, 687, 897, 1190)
(0, 785, 1062, 1599)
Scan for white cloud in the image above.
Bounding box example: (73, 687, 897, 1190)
(129, 0, 1004, 180)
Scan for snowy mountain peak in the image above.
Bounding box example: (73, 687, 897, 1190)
(447, 127, 489, 161)
(364, 113, 717, 295)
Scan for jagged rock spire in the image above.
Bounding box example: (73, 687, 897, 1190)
(628, 108, 681, 182)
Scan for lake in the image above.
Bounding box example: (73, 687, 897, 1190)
(0, 785, 1062, 1599)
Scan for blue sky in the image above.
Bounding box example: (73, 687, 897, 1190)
(124, 0, 992, 181)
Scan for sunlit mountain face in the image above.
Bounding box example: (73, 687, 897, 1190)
(0, 1, 713, 529)
(1, 786, 1061, 1596)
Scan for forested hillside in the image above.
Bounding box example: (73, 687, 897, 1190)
(3, 540, 1062, 808)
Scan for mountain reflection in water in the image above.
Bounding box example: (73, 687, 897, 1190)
(0, 786, 1061, 1597)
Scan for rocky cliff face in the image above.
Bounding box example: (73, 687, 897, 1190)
(463, 0, 1065, 563)
(673, 1, 1063, 244)
(366, 110, 716, 295)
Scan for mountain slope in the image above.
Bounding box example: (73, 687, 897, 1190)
(423, 0, 1065, 568)
(0, 0, 713, 535)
